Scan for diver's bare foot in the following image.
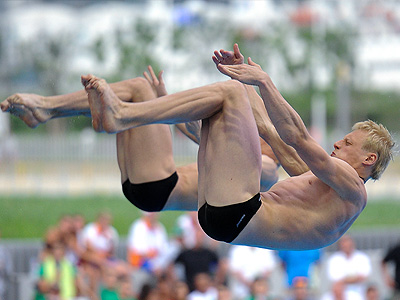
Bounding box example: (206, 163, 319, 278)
(0, 93, 51, 128)
(81, 74, 104, 132)
(81, 74, 122, 133)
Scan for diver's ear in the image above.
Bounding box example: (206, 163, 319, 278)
(364, 153, 377, 166)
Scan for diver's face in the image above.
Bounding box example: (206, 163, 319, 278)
(331, 130, 368, 169)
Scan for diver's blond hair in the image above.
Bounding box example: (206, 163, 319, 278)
(352, 120, 395, 180)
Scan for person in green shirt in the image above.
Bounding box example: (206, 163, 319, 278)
(118, 277, 137, 300)
(34, 242, 77, 300)
(100, 267, 120, 300)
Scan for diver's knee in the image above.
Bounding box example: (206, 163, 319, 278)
(126, 77, 155, 102)
(219, 80, 247, 105)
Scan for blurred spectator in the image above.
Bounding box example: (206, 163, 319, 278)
(79, 211, 128, 297)
(118, 276, 137, 300)
(187, 272, 218, 300)
(156, 274, 174, 300)
(72, 213, 86, 251)
(137, 283, 159, 300)
(57, 214, 82, 266)
(174, 211, 221, 253)
(33, 241, 78, 300)
(320, 281, 362, 300)
(217, 284, 233, 300)
(80, 211, 119, 264)
(172, 280, 190, 300)
(381, 241, 400, 300)
(40, 227, 62, 262)
(72, 214, 86, 234)
(365, 284, 379, 300)
(286, 277, 314, 300)
(278, 249, 321, 289)
(326, 235, 371, 300)
(0, 229, 12, 300)
(245, 276, 274, 300)
(174, 211, 202, 249)
(100, 266, 119, 300)
(127, 212, 170, 278)
(228, 245, 277, 299)
(173, 228, 223, 291)
(58, 214, 75, 243)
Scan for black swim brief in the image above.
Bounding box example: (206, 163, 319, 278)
(122, 172, 178, 212)
(198, 193, 261, 243)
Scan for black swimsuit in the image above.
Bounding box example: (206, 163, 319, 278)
(122, 172, 179, 212)
(198, 193, 262, 243)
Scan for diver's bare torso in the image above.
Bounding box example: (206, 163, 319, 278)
(234, 170, 367, 250)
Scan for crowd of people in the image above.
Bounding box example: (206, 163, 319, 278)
(7, 211, 396, 300)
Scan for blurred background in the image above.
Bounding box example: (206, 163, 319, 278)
(0, 0, 399, 299)
(0, 0, 399, 197)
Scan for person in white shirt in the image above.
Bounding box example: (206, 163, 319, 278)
(187, 272, 218, 300)
(126, 212, 170, 278)
(228, 245, 276, 299)
(79, 211, 125, 296)
(321, 280, 363, 300)
(80, 211, 119, 261)
(175, 211, 202, 249)
(326, 235, 371, 300)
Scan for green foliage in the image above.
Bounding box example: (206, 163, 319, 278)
(172, 19, 235, 75)
(91, 36, 106, 63)
(9, 114, 46, 134)
(8, 114, 92, 134)
(0, 195, 183, 239)
(282, 87, 346, 128)
(64, 116, 92, 131)
(323, 25, 357, 67)
(108, 19, 161, 82)
(352, 89, 400, 131)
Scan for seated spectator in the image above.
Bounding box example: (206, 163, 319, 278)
(100, 266, 120, 300)
(39, 227, 62, 262)
(34, 241, 78, 300)
(245, 277, 274, 300)
(365, 284, 379, 300)
(80, 211, 119, 265)
(127, 212, 170, 278)
(137, 283, 160, 300)
(217, 284, 233, 300)
(228, 245, 277, 299)
(156, 274, 174, 299)
(187, 272, 218, 300)
(58, 214, 75, 242)
(70, 213, 87, 254)
(287, 277, 314, 300)
(381, 240, 400, 300)
(118, 276, 137, 300)
(173, 228, 223, 291)
(278, 249, 321, 290)
(174, 211, 202, 249)
(172, 280, 190, 300)
(320, 281, 362, 300)
(326, 235, 371, 300)
(79, 211, 129, 297)
(57, 214, 83, 266)
(72, 213, 86, 235)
